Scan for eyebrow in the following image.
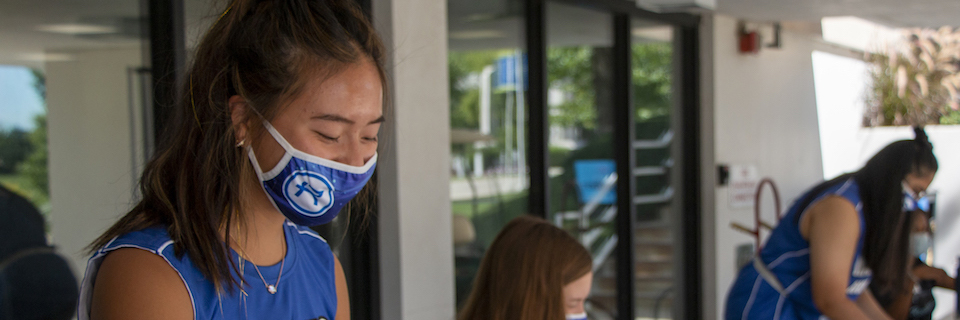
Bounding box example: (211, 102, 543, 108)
(312, 114, 385, 125)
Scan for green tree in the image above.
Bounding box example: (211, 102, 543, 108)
(16, 69, 49, 200)
(0, 129, 33, 173)
(632, 43, 672, 120)
(449, 50, 504, 129)
(18, 114, 48, 195)
(548, 47, 596, 129)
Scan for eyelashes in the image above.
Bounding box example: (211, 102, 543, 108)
(315, 131, 339, 142)
(315, 131, 378, 143)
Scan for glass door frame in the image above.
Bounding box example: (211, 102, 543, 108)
(525, 0, 701, 319)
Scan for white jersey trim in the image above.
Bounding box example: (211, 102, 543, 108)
(287, 221, 329, 243)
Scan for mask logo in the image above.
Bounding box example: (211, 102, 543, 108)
(283, 171, 334, 216)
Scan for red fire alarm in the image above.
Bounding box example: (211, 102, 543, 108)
(739, 31, 759, 54)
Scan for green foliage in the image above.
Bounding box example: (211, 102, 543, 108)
(865, 27, 960, 126)
(548, 47, 597, 129)
(942, 110, 960, 124)
(0, 129, 33, 173)
(632, 43, 673, 120)
(549, 146, 572, 168)
(2, 69, 49, 211)
(545, 43, 673, 129)
(18, 114, 49, 196)
(449, 50, 507, 130)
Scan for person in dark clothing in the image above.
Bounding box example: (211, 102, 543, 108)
(0, 183, 78, 320)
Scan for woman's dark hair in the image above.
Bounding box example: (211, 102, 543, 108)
(458, 216, 593, 320)
(794, 126, 937, 296)
(88, 0, 386, 291)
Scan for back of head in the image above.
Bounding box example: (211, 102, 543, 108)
(0, 184, 46, 258)
(0, 184, 77, 320)
(856, 126, 938, 296)
(89, 0, 386, 291)
(458, 216, 592, 320)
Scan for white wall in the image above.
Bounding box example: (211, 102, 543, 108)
(706, 14, 861, 318)
(45, 46, 144, 277)
(372, 0, 457, 318)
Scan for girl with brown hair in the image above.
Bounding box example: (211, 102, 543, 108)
(77, 0, 386, 319)
(458, 215, 594, 320)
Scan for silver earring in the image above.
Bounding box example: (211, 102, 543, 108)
(236, 140, 245, 147)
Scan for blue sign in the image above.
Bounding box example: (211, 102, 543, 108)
(574, 159, 617, 205)
(495, 54, 528, 91)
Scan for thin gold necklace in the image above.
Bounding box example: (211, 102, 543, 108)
(233, 224, 286, 294)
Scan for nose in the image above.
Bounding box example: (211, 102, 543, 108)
(336, 140, 369, 167)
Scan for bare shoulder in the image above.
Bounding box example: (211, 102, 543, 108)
(800, 195, 859, 240)
(334, 254, 351, 320)
(89, 248, 192, 320)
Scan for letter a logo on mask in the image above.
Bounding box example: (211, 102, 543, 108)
(282, 171, 334, 216)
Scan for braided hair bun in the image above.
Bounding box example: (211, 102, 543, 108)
(913, 126, 933, 150)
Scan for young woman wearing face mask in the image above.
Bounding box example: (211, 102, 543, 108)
(725, 127, 938, 320)
(77, 1, 386, 319)
(869, 208, 955, 320)
(457, 216, 593, 320)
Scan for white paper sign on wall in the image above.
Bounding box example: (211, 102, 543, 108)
(729, 164, 759, 209)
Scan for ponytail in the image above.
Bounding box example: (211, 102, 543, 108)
(89, 0, 386, 292)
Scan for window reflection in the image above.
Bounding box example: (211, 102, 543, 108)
(448, 0, 529, 309)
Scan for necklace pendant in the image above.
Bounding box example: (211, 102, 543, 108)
(267, 284, 277, 294)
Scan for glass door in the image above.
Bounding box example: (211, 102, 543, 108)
(545, 2, 618, 318)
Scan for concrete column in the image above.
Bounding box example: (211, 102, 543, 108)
(46, 46, 145, 276)
(370, 0, 456, 318)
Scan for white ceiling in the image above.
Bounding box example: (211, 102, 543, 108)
(715, 0, 960, 28)
(0, 0, 217, 69)
(0, 0, 957, 69)
(0, 1, 142, 69)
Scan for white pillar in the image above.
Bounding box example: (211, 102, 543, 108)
(46, 46, 144, 277)
(476, 66, 494, 177)
(371, 0, 456, 318)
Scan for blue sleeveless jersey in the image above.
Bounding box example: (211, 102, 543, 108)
(77, 221, 337, 320)
(725, 178, 871, 320)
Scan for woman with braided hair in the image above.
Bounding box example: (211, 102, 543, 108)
(726, 127, 938, 320)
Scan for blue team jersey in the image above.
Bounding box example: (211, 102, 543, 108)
(725, 178, 871, 320)
(77, 221, 337, 320)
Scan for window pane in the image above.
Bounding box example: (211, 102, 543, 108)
(447, 0, 528, 310)
(546, 2, 617, 318)
(631, 18, 677, 320)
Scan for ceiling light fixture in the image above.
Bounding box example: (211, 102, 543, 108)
(36, 24, 117, 35)
(19, 53, 75, 62)
(449, 30, 505, 40)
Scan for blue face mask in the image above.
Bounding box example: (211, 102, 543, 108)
(566, 312, 587, 320)
(903, 182, 931, 212)
(911, 232, 932, 258)
(248, 120, 377, 226)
